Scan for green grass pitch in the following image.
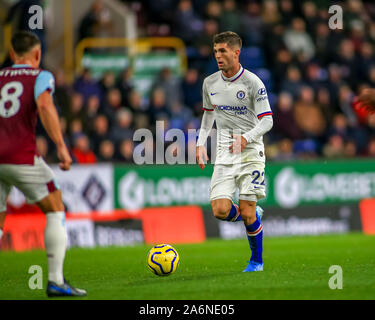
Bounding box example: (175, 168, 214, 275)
(1, 233, 374, 300)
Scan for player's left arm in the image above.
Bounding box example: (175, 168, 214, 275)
(230, 116, 273, 153)
(242, 116, 273, 143)
(244, 77, 273, 142)
(230, 79, 273, 153)
(35, 71, 72, 171)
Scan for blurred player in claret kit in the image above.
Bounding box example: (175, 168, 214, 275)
(0, 31, 86, 297)
(196, 31, 273, 272)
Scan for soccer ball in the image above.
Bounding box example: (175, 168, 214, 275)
(147, 244, 180, 276)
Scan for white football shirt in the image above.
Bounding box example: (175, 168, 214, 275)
(202, 65, 273, 165)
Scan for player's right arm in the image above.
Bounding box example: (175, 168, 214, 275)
(196, 79, 215, 170)
(196, 111, 215, 169)
(35, 71, 72, 171)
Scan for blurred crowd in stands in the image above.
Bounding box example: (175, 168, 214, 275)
(4, 0, 375, 163)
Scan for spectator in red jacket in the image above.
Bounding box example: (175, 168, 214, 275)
(71, 133, 97, 164)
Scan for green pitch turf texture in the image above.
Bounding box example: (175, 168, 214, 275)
(1, 233, 374, 300)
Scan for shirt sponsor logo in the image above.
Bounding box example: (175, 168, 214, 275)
(257, 88, 267, 95)
(256, 96, 268, 102)
(216, 105, 247, 115)
(0, 69, 40, 77)
(216, 105, 247, 111)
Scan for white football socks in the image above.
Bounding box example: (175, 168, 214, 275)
(0, 228, 3, 241)
(44, 212, 67, 285)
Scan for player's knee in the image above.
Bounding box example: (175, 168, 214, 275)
(211, 201, 231, 220)
(239, 201, 256, 212)
(239, 201, 257, 225)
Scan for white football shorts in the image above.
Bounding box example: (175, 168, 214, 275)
(210, 161, 266, 202)
(0, 156, 58, 212)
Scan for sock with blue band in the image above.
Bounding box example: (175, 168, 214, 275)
(223, 202, 242, 222)
(244, 218, 263, 264)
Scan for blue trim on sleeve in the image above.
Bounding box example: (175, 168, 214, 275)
(257, 111, 273, 119)
(34, 70, 55, 100)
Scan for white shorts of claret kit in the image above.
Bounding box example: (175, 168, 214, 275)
(210, 161, 266, 203)
(0, 156, 57, 212)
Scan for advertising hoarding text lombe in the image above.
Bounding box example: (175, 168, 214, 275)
(114, 159, 375, 210)
(116, 170, 211, 210)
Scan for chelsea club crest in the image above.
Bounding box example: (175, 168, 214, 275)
(236, 90, 245, 100)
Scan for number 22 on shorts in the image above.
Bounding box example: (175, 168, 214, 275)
(251, 170, 265, 189)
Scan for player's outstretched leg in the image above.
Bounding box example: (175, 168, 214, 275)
(224, 200, 242, 222)
(242, 205, 264, 272)
(38, 191, 86, 297)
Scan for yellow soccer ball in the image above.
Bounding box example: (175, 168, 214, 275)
(147, 244, 180, 276)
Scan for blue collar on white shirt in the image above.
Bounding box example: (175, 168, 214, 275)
(221, 65, 244, 82)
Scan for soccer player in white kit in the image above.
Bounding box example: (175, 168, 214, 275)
(196, 32, 273, 272)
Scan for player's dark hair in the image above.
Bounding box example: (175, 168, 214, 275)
(213, 31, 242, 49)
(11, 31, 41, 55)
